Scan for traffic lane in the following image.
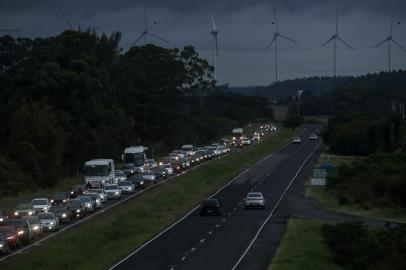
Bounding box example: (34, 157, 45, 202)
(111, 131, 312, 270)
(178, 138, 319, 270)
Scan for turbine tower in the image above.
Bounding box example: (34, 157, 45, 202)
(266, 8, 298, 82)
(135, 6, 169, 45)
(321, 11, 353, 77)
(375, 15, 406, 72)
(211, 15, 219, 81)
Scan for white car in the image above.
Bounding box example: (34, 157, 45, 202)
(163, 164, 174, 176)
(242, 138, 251, 145)
(90, 189, 107, 202)
(292, 137, 302, 144)
(245, 192, 266, 209)
(37, 212, 59, 231)
(31, 198, 51, 213)
(309, 133, 318, 140)
(104, 184, 122, 200)
(118, 181, 135, 194)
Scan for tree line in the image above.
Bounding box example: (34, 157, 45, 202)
(0, 30, 273, 196)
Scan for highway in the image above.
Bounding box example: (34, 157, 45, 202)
(109, 127, 321, 270)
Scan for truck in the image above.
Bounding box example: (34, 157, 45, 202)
(122, 146, 149, 174)
(232, 128, 244, 148)
(84, 159, 116, 187)
(181, 144, 195, 156)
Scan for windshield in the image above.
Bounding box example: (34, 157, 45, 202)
(0, 227, 14, 233)
(84, 165, 109, 176)
(32, 199, 48, 205)
(115, 171, 125, 176)
(118, 181, 131, 186)
(38, 214, 54, 219)
(69, 200, 82, 207)
(248, 193, 262, 198)
(4, 220, 23, 227)
(91, 189, 103, 194)
(52, 192, 67, 197)
(124, 153, 144, 167)
(182, 147, 193, 151)
(105, 185, 118, 190)
(49, 207, 64, 213)
(79, 197, 91, 202)
(17, 204, 31, 210)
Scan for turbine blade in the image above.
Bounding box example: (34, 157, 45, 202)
(134, 32, 146, 45)
(337, 37, 353, 49)
(266, 35, 277, 50)
(391, 39, 406, 52)
(147, 32, 169, 43)
(321, 36, 334, 47)
(375, 38, 389, 48)
(212, 15, 217, 31)
(273, 8, 279, 33)
(279, 34, 298, 44)
(215, 35, 219, 57)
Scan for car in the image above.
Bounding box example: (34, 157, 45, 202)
(90, 188, 107, 202)
(21, 216, 43, 238)
(0, 226, 20, 249)
(49, 192, 70, 206)
(31, 198, 51, 213)
(181, 145, 195, 156)
(152, 165, 167, 180)
(195, 149, 209, 161)
(0, 233, 10, 254)
(77, 196, 95, 213)
(142, 171, 157, 184)
(104, 184, 122, 200)
(309, 133, 318, 140)
(242, 137, 252, 145)
(86, 193, 103, 209)
(118, 181, 135, 194)
(67, 199, 85, 219)
(163, 164, 174, 176)
(292, 136, 302, 144)
(123, 164, 137, 177)
(200, 199, 221, 216)
(14, 204, 34, 217)
(70, 185, 85, 198)
(0, 210, 8, 224)
(245, 192, 266, 209)
(49, 206, 71, 224)
(147, 159, 158, 168)
(37, 212, 59, 232)
(3, 219, 32, 244)
(115, 170, 127, 183)
(128, 174, 146, 189)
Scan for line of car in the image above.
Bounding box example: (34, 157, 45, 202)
(0, 124, 277, 256)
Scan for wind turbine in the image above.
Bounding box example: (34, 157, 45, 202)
(266, 8, 298, 82)
(134, 6, 169, 45)
(211, 15, 219, 81)
(375, 15, 406, 72)
(321, 11, 353, 77)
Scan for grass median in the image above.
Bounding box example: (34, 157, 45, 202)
(3, 128, 298, 270)
(269, 219, 342, 270)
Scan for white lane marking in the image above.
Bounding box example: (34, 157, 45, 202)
(208, 231, 213, 235)
(231, 141, 322, 270)
(169, 267, 175, 270)
(221, 218, 226, 222)
(181, 256, 186, 261)
(233, 207, 237, 211)
(228, 213, 232, 216)
(108, 129, 304, 269)
(199, 239, 205, 243)
(215, 224, 220, 228)
(191, 247, 196, 252)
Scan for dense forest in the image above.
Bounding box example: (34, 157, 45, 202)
(0, 30, 273, 195)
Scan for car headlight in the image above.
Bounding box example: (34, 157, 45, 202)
(63, 199, 66, 203)
(18, 230, 24, 235)
(0, 244, 3, 248)
(71, 191, 74, 194)
(14, 212, 18, 216)
(115, 191, 119, 195)
(76, 209, 81, 213)
(50, 199, 54, 203)
(50, 222, 54, 225)
(140, 181, 144, 185)
(6, 236, 13, 240)
(87, 203, 91, 207)
(0, 218, 3, 222)
(33, 225, 39, 230)
(28, 211, 33, 215)
(62, 213, 67, 218)
(96, 199, 100, 203)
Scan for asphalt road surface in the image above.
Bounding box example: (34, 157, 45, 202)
(109, 127, 321, 270)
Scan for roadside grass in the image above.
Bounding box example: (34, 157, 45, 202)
(270, 219, 342, 270)
(271, 105, 288, 122)
(2, 128, 299, 270)
(307, 153, 406, 223)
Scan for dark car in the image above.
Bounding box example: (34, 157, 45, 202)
(3, 219, 31, 244)
(200, 199, 221, 216)
(153, 165, 167, 180)
(49, 206, 71, 224)
(70, 185, 85, 198)
(49, 192, 70, 205)
(128, 174, 146, 189)
(123, 164, 137, 177)
(0, 233, 10, 254)
(0, 226, 19, 249)
(67, 199, 85, 219)
(0, 210, 8, 224)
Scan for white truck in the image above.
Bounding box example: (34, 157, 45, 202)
(181, 145, 195, 156)
(84, 159, 116, 187)
(232, 128, 244, 147)
(122, 146, 149, 174)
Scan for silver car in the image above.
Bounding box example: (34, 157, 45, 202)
(77, 196, 95, 213)
(118, 181, 135, 194)
(37, 212, 59, 231)
(86, 193, 103, 209)
(163, 164, 174, 176)
(22, 216, 43, 238)
(31, 198, 51, 213)
(245, 192, 266, 209)
(115, 170, 127, 182)
(142, 171, 156, 184)
(104, 184, 122, 200)
(90, 188, 107, 202)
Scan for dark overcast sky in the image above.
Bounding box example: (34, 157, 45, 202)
(1, 0, 405, 86)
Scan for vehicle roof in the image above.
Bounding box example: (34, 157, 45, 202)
(247, 192, 263, 196)
(85, 159, 113, 166)
(181, 144, 193, 148)
(124, 146, 147, 153)
(32, 198, 48, 201)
